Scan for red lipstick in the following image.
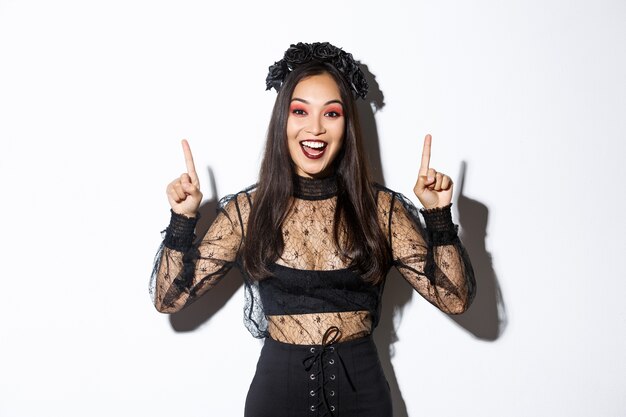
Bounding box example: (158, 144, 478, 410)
(300, 140, 327, 159)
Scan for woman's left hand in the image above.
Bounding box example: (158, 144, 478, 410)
(413, 134, 453, 209)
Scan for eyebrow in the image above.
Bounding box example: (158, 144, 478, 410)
(291, 98, 344, 106)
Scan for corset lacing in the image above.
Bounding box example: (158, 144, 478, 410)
(302, 326, 356, 416)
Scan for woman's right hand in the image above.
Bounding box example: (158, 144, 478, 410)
(166, 139, 203, 217)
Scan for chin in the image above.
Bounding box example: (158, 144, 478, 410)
(296, 163, 333, 178)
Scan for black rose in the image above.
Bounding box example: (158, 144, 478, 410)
(266, 42, 368, 100)
(265, 60, 288, 91)
(312, 42, 340, 60)
(284, 43, 313, 67)
(333, 51, 351, 74)
(350, 70, 369, 99)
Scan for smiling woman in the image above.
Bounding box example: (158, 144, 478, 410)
(150, 42, 476, 417)
(287, 73, 346, 178)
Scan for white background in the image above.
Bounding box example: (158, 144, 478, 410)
(1, 1, 625, 416)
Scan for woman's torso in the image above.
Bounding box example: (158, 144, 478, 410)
(237, 177, 393, 345)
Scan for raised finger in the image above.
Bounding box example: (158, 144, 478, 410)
(427, 168, 437, 182)
(419, 134, 432, 176)
(181, 139, 199, 183)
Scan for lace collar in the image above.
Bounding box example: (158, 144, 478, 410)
(293, 174, 338, 200)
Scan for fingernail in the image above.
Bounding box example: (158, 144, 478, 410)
(428, 176, 434, 182)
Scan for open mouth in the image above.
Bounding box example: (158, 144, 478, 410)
(300, 140, 328, 159)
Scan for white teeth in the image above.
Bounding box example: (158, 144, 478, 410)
(301, 141, 326, 149)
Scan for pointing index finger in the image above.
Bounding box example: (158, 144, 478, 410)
(181, 139, 199, 183)
(419, 134, 432, 176)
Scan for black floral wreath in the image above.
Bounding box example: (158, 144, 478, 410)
(265, 42, 368, 100)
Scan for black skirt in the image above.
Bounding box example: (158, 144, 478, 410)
(244, 332, 392, 417)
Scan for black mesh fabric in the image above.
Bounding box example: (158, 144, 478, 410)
(150, 176, 476, 344)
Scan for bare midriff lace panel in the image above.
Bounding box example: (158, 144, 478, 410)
(150, 178, 475, 344)
(267, 311, 372, 344)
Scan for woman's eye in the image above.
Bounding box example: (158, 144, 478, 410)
(291, 108, 307, 115)
(324, 106, 343, 118)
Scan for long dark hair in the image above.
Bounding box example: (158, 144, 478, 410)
(242, 61, 391, 284)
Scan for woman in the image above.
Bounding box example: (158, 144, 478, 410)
(150, 42, 476, 417)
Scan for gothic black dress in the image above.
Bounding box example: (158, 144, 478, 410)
(150, 175, 476, 417)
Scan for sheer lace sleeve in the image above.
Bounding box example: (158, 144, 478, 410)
(378, 189, 476, 314)
(149, 193, 245, 313)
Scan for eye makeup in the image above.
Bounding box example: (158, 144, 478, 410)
(324, 105, 343, 117)
(289, 103, 308, 115)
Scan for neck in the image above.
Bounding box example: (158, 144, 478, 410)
(293, 173, 338, 200)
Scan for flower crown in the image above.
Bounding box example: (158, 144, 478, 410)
(265, 42, 368, 100)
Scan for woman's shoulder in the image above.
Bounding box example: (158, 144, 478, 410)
(371, 183, 407, 205)
(372, 182, 395, 196)
(371, 183, 421, 217)
(217, 184, 257, 213)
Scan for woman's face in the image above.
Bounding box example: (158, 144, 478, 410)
(287, 72, 346, 178)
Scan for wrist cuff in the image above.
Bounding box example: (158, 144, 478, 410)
(163, 210, 198, 251)
(420, 204, 458, 245)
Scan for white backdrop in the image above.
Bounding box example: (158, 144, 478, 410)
(1, 1, 625, 416)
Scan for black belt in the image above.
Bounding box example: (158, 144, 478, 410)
(302, 326, 356, 416)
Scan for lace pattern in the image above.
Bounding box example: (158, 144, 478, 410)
(150, 176, 476, 343)
(267, 311, 372, 344)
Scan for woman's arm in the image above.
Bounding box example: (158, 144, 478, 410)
(149, 139, 243, 313)
(150, 194, 244, 313)
(380, 134, 475, 313)
(150, 195, 243, 313)
(384, 192, 475, 314)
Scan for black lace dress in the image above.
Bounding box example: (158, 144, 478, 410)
(150, 175, 475, 417)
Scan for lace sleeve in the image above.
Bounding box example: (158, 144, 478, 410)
(149, 193, 244, 313)
(380, 190, 476, 314)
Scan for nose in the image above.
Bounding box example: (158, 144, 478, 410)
(305, 114, 326, 136)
